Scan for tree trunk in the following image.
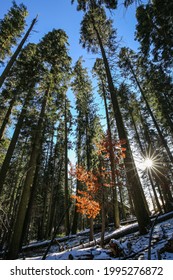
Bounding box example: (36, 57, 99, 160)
(153, 167, 173, 212)
(0, 17, 38, 88)
(19, 132, 44, 246)
(118, 182, 127, 220)
(101, 81, 120, 228)
(0, 93, 31, 195)
(101, 195, 106, 248)
(85, 112, 94, 240)
(64, 98, 70, 235)
(93, 22, 150, 234)
(140, 113, 172, 212)
(71, 127, 82, 234)
(130, 111, 162, 213)
(0, 97, 16, 141)
(126, 54, 173, 163)
(46, 132, 58, 238)
(71, 181, 80, 234)
(89, 218, 94, 241)
(6, 87, 49, 259)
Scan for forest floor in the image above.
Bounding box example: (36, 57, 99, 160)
(21, 212, 173, 260)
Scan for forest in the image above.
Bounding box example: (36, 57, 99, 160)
(0, 0, 173, 260)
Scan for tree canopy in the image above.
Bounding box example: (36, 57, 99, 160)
(0, 0, 173, 259)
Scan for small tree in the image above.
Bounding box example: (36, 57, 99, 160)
(71, 166, 101, 218)
(71, 133, 126, 245)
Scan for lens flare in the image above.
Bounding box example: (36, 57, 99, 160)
(143, 158, 153, 169)
(134, 146, 169, 179)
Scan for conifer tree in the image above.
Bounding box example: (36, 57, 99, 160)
(79, 6, 150, 233)
(135, 0, 173, 67)
(93, 58, 120, 227)
(118, 83, 163, 213)
(0, 16, 38, 88)
(71, 0, 117, 11)
(0, 1, 28, 64)
(6, 29, 72, 259)
(118, 47, 173, 163)
(0, 43, 42, 195)
(71, 57, 100, 239)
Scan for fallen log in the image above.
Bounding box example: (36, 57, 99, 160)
(1, 210, 172, 259)
(67, 210, 173, 251)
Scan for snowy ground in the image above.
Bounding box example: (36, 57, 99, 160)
(25, 214, 173, 260)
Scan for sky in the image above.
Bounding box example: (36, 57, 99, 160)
(0, 0, 139, 163)
(0, 0, 139, 68)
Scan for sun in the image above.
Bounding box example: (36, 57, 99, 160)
(134, 146, 167, 177)
(136, 157, 154, 171)
(143, 158, 153, 169)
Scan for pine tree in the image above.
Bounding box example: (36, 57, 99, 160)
(0, 43, 42, 195)
(118, 47, 173, 163)
(135, 0, 173, 67)
(118, 83, 163, 213)
(93, 58, 120, 227)
(71, 0, 117, 11)
(6, 29, 72, 259)
(0, 16, 38, 88)
(71, 57, 100, 239)
(79, 6, 150, 233)
(0, 1, 28, 64)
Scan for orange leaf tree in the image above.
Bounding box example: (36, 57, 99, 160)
(96, 132, 126, 185)
(71, 166, 100, 219)
(70, 132, 126, 222)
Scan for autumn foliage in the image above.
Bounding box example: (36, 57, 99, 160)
(96, 132, 126, 161)
(71, 133, 126, 219)
(71, 166, 100, 219)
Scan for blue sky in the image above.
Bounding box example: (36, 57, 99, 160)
(0, 0, 139, 68)
(0, 0, 139, 163)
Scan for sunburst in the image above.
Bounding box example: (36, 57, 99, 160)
(143, 157, 153, 169)
(135, 146, 170, 179)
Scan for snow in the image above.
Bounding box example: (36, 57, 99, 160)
(24, 213, 173, 260)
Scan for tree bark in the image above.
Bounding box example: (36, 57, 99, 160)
(126, 54, 173, 163)
(0, 97, 16, 141)
(64, 98, 70, 235)
(93, 22, 150, 234)
(0, 17, 38, 88)
(130, 110, 162, 212)
(0, 93, 31, 195)
(101, 81, 120, 228)
(6, 87, 49, 259)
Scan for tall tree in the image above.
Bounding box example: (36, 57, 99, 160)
(118, 47, 173, 163)
(6, 85, 50, 259)
(138, 61, 173, 136)
(64, 96, 72, 235)
(93, 58, 120, 227)
(71, 57, 100, 239)
(71, 0, 117, 11)
(0, 16, 38, 89)
(6, 29, 72, 259)
(135, 0, 173, 67)
(0, 1, 28, 64)
(79, 6, 150, 233)
(0, 43, 42, 195)
(118, 83, 163, 213)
